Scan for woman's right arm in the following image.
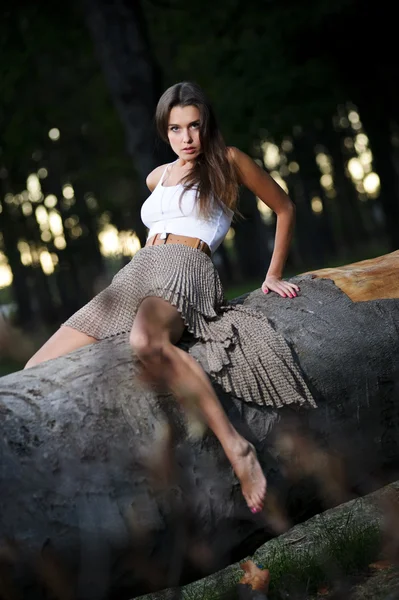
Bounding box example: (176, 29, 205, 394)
(146, 164, 169, 191)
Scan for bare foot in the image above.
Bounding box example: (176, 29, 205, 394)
(226, 441, 267, 512)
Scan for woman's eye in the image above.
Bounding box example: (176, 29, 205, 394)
(191, 123, 200, 129)
(170, 126, 179, 132)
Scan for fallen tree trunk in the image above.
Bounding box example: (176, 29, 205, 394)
(1, 251, 399, 599)
(140, 479, 399, 600)
(302, 249, 399, 302)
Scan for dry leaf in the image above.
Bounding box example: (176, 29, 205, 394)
(239, 560, 270, 592)
(368, 560, 393, 571)
(317, 585, 329, 595)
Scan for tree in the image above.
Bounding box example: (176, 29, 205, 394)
(0, 4, 136, 324)
(142, 0, 399, 251)
(288, 0, 399, 249)
(82, 0, 174, 246)
(1, 251, 398, 599)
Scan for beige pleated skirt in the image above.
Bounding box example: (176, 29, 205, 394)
(64, 244, 315, 408)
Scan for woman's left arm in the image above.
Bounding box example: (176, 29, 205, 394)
(229, 146, 299, 299)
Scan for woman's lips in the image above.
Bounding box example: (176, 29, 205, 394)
(182, 148, 196, 154)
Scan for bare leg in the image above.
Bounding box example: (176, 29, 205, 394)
(130, 297, 266, 512)
(24, 326, 98, 369)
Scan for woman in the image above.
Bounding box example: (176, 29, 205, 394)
(25, 81, 315, 513)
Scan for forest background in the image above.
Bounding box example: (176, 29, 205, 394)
(1, 0, 397, 374)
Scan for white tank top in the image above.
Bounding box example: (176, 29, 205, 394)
(140, 161, 234, 254)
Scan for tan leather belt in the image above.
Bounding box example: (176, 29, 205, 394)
(146, 233, 211, 257)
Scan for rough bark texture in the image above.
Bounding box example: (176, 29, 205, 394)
(303, 249, 399, 302)
(1, 253, 399, 599)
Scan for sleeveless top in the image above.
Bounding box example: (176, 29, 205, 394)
(140, 161, 234, 254)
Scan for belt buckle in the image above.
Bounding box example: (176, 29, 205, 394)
(160, 232, 168, 241)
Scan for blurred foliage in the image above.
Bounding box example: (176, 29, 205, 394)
(0, 0, 398, 345)
(0, 4, 134, 213)
(142, 0, 353, 148)
(2, 0, 398, 176)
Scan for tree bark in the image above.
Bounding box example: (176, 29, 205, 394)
(82, 0, 172, 247)
(1, 252, 399, 599)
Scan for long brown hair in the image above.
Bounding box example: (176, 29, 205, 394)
(155, 81, 239, 218)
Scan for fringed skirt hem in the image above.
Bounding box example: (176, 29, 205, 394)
(63, 245, 315, 408)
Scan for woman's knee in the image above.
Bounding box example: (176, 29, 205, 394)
(24, 356, 39, 369)
(129, 329, 149, 358)
(129, 329, 167, 363)
(24, 326, 97, 369)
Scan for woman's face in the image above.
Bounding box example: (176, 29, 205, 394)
(167, 105, 201, 162)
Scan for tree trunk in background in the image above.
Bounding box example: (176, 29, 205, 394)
(233, 187, 271, 280)
(0, 167, 60, 329)
(68, 179, 105, 299)
(288, 132, 326, 268)
(295, 129, 336, 262)
(305, 0, 399, 252)
(1, 253, 399, 599)
(320, 120, 367, 255)
(39, 166, 88, 321)
(213, 242, 235, 286)
(83, 0, 172, 247)
(0, 178, 34, 327)
(358, 109, 399, 251)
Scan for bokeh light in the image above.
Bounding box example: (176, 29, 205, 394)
(270, 171, 288, 193)
(17, 241, 32, 266)
(27, 174, 42, 202)
(44, 194, 58, 209)
(0, 252, 13, 288)
(48, 128, 60, 141)
(40, 250, 54, 275)
(62, 184, 74, 199)
(311, 197, 323, 214)
(363, 173, 380, 196)
(48, 210, 64, 236)
(54, 235, 67, 250)
(98, 224, 141, 257)
(347, 158, 364, 181)
(257, 198, 274, 224)
(262, 142, 280, 169)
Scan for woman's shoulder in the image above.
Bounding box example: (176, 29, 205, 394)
(226, 146, 248, 165)
(146, 163, 170, 192)
(226, 146, 239, 162)
(226, 146, 247, 185)
(226, 146, 266, 186)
